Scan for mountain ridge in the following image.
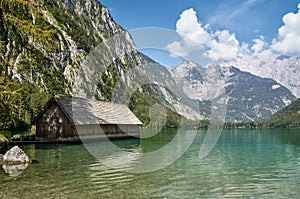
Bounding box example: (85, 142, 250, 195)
(219, 55, 300, 98)
(0, 0, 298, 129)
(0, 0, 146, 129)
(169, 60, 297, 122)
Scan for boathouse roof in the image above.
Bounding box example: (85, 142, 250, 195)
(37, 95, 142, 126)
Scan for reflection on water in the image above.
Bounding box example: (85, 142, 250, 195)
(84, 128, 198, 173)
(0, 129, 300, 198)
(2, 163, 29, 177)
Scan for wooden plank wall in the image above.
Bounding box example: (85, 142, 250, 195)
(36, 102, 75, 141)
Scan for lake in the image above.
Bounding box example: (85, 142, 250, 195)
(1, 128, 300, 198)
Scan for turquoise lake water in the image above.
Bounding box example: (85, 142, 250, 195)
(1, 128, 300, 198)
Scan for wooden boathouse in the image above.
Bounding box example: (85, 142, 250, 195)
(35, 95, 142, 142)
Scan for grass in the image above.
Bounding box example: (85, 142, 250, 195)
(0, 134, 8, 142)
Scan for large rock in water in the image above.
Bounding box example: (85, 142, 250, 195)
(3, 146, 31, 164)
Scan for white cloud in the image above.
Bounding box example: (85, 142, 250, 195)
(271, 3, 300, 55)
(204, 30, 241, 61)
(166, 41, 190, 57)
(167, 9, 248, 61)
(239, 42, 251, 57)
(167, 3, 300, 63)
(251, 35, 268, 54)
(166, 8, 210, 57)
(176, 8, 210, 45)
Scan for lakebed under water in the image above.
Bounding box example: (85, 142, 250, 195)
(1, 128, 300, 198)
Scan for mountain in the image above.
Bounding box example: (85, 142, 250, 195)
(129, 55, 208, 121)
(0, 0, 155, 129)
(0, 0, 141, 95)
(169, 61, 297, 122)
(0, 0, 188, 129)
(265, 98, 300, 128)
(220, 55, 300, 98)
(223, 66, 296, 122)
(0, 0, 298, 129)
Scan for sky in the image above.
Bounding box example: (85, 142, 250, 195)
(100, 0, 300, 66)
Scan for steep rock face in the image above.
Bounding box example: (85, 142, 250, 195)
(136, 56, 207, 121)
(0, 0, 187, 127)
(0, 0, 141, 96)
(220, 55, 300, 98)
(169, 61, 297, 122)
(223, 66, 296, 122)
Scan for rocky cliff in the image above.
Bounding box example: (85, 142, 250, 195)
(169, 61, 297, 122)
(0, 0, 148, 128)
(0, 0, 141, 95)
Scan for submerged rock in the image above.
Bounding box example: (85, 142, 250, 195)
(3, 146, 31, 164)
(2, 163, 29, 177)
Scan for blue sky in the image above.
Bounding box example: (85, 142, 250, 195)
(100, 0, 300, 66)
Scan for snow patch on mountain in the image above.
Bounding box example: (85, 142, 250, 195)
(272, 85, 281, 89)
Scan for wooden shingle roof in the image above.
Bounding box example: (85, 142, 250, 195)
(54, 95, 142, 126)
